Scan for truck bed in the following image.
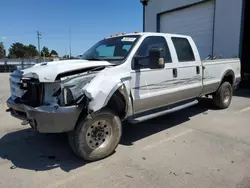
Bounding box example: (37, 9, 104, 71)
(201, 58, 241, 95)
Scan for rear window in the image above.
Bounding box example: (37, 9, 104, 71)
(172, 37, 195, 62)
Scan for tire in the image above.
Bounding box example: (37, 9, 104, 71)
(68, 109, 122, 161)
(213, 82, 233, 109)
(68, 130, 81, 157)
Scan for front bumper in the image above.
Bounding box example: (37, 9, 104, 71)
(6, 97, 83, 133)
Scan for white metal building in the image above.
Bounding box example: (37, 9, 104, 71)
(143, 0, 249, 74)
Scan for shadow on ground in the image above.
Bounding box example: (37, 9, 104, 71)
(0, 98, 218, 172)
(234, 88, 250, 98)
(120, 98, 214, 146)
(0, 130, 85, 172)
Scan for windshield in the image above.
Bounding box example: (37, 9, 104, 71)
(81, 35, 140, 63)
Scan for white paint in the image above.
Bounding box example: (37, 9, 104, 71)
(22, 59, 112, 82)
(121, 37, 137, 42)
(239, 107, 250, 113)
(201, 58, 241, 95)
(83, 65, 131, 112)
(142, 129, 194, 151)
(16, 33, 241, 114)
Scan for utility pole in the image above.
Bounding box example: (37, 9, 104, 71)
(140, 0, 149, 32)
(37, 31, 42, 56)
(69, 29, 72, 59)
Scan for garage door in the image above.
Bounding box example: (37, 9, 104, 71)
(160, 0, 215, 59)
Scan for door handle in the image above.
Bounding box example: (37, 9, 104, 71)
(173, 68, 178, 78)
(196, 66, 200, 74)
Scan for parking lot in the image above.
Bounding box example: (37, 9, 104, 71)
(0, 73, 250, 188)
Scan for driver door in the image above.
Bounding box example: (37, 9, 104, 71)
(131, 36, 179, 114)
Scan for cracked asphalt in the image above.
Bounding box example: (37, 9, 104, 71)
(0, 73, 250, 188)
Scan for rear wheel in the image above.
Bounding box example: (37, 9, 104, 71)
(68, 109, 122, 161)
(213, 82, 233, 109)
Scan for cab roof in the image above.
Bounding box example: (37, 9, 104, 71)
(105, 32, 190, 39)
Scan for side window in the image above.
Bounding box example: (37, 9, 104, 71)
(171, 37, 195, 62)
(134, 36, 172, 69)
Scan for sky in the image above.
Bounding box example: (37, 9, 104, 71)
(0, 0, 142, 56)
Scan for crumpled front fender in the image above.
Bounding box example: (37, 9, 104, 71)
(83, 71, 132, 116)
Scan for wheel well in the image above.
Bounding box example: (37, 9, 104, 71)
(106, 90, 126, 119)
(221, 71, 234, 85)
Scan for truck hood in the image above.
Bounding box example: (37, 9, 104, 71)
(22, 59, 112, 82)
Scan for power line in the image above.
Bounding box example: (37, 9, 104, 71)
(36, 31, 42, 56)
(43, 37, 69, 40)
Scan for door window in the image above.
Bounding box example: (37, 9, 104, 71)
(172, 37, 195, 62)
(133, 36, 172, 69)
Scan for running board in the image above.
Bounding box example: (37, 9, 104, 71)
(129, 100, 199, 124)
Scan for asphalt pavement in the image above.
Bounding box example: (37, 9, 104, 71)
(0, 73, 250, 188)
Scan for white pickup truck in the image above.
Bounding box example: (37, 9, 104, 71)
(7, 32, 241, 161)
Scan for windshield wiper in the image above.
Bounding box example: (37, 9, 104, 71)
(88, 64, 116, 73)
(85, 58, 102, 61)
(89, 65, 107, 72)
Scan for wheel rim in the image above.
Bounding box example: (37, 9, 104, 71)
(86, 120, 112, 149)
(223, 87, 231, 104)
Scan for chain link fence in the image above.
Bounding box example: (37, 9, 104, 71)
(0, 58, 55, 72)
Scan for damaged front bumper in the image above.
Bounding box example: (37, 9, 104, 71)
(6, 97, 83, 133)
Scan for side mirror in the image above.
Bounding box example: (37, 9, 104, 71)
(133, 56, 147, 70)
(149, 48, 165, 69)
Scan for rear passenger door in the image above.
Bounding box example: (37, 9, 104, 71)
(171, 37, 203, 101)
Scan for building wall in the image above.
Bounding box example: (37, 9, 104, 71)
(145, 0, 243, 58)
(213, 0, 243, 58)
(145, 0, 202, 32)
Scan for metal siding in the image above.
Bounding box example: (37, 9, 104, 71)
(145, 0, 203, 32)
(213, 0, 243, 58)
(159, 0, 215, 59)
(145, 0, 243, 59)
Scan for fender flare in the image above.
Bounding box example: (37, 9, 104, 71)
(103, 82, 124, 107)
(220, 69, 235, 85)
(103, 83, 133, 119)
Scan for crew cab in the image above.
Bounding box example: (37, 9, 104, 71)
(6, 32, 241, 161)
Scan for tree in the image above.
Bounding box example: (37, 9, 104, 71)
(62, 55, 70, 59)
(50, 50, 58, 57)
(8, 42, 26, 58)
(41, 46, 50, 57)
(0, 42, 6, 58)
(24, 44, 39, 58)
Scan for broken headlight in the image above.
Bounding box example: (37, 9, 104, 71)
(62, 87, 74, 105)
(60, 72, 96, 106)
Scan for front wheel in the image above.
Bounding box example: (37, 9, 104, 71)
(68, 109, 122, 161)
(212, 82, 233, 109)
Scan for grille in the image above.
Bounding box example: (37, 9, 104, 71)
(9, 71, 43, 107)
(10, 71, 25, 99)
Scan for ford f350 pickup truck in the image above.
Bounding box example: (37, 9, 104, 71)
(6, 32, 241, 161)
